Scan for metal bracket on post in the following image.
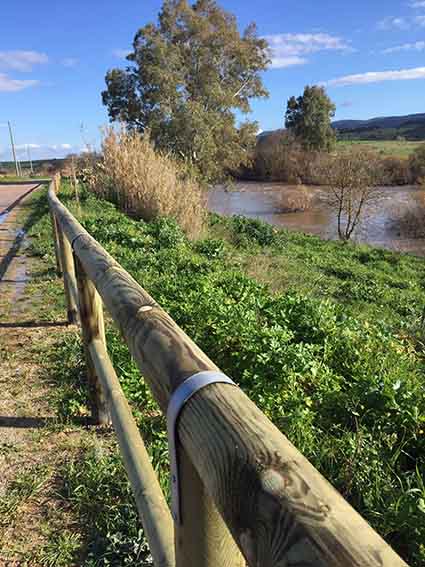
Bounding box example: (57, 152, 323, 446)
(166, 370, 237, 524)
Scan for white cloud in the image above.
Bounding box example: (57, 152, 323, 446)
(378, 16, 410, 30)
(270, 55, 308, 68)
(15, 144, 41, 150)
(0, 73, 39, 92)
(112, 49, 130, 59)
(47, 143, 74, 151)
(409, 1, 425, 8)
(0, 50, 48, 72)
(324, 66, 425, 87)
(61, 57, 78, 67)
(1, 142, 81, 161)
(264, 33, 353, 69)
(382, 40, 425, 53)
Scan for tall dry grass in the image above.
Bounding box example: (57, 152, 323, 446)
(278, 185, 313, 212)
(86, 128, 206, 237)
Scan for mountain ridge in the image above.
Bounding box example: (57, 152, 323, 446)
(332, 112, 425, 140)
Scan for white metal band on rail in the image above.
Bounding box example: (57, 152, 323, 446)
(167, 371, 237, 524)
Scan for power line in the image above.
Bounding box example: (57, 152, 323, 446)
(7, 120, 20, 177)
(27, 144, 34, 175)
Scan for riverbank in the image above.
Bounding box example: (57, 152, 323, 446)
(209, 181, 425, 256)
(23, 182, 425, 566)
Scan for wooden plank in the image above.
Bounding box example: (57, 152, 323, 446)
(74, 254, 110, 424)
(48, 182, 409, 567)
(89, 339, 175, 567)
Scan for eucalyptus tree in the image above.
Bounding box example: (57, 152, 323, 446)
(285, 86, 336, 152)
(102, 0, 269, 181)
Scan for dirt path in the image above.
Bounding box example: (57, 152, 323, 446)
(0, 184, 52, 488)
(0, 184, 93, 564)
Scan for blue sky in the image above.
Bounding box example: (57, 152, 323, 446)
(1, 0, 424, 161)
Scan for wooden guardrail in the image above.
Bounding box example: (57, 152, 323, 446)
(48, 177, 409, 567)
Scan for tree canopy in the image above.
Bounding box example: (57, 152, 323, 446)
(285, 86, 336, 152)
(102, 0, 269, 181)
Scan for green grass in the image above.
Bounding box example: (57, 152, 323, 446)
(26, 184, 425, 566)
(0, 466, 51, 531)
(337, 139, 424, 159)
(0, 176, 48, 183)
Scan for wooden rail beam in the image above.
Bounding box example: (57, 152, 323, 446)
(89, 339, 175, 567)
(48, 182, 409, 567)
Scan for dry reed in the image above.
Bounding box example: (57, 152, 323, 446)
(87, 128, 206, 238)
(278, 185, 313, 212)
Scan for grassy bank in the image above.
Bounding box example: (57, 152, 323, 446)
(27, 183, 425, 565)
(337, 140, 424, 160)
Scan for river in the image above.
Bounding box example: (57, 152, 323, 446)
(208, 182, 425, 256)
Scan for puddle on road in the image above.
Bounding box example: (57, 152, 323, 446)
(0, 211, 10, 225)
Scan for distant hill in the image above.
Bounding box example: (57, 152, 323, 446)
(332, 113, 425, 141)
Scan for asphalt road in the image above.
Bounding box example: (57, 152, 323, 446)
(0, 183, 40, 216)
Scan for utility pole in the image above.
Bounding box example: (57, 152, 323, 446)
(27, 144, 34, 175)
(8, 120, 19, 177)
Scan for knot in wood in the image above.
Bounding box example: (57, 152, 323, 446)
(137, 305, 153, 317)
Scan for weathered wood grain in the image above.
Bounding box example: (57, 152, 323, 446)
(175, 446, 245, 567)
(48, 182, 409, 567)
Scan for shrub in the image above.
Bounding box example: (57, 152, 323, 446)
(252, 131, 325, 184)
(319, 150, 381, 241)
(392, 191, 425, 238)
(278, 185, 313, 212)
(409, 145, 425, 185)
(380, 157, 411, 186)
(229, 215, 276, 246)
(253, 131, 302, 182)
(84, 128, 206, 238)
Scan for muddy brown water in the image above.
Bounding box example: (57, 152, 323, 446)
(209, 182, 425, 256)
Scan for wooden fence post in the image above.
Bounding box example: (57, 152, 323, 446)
(50, 211, 62, 276)
(175, 447, 245, 567)
(74, 254, 110, 425)
(57, 223, 79, 324)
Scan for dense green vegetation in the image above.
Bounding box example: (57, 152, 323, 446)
(28, 185, 425, 565)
